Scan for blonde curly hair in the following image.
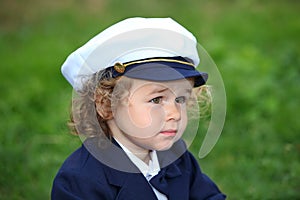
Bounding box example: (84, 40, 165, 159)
(68, 70, 212, 139)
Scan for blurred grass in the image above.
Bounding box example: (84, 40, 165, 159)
(1, 0, 300, 199)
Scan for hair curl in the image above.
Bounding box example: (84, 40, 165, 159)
(69, 70, 122, 138)
(68, 71, 212, 138)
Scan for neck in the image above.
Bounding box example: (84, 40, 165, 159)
(134, 151, 151, 165)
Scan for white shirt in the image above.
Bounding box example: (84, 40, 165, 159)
(115, 139, 168, 200)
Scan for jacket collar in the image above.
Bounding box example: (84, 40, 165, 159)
(83, 137, 185, 196)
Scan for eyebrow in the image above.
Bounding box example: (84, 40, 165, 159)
(146, 85, 192, 96)
(146, 86, 168, 95)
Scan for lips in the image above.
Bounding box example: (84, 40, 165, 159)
(160, 129, 177, 136)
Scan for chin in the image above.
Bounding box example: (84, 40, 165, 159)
(154, 141, 175, 151)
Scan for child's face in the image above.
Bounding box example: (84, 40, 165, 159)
(109, 78, 194, 152)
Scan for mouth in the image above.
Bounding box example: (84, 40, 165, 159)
(160, 129, 177, 136)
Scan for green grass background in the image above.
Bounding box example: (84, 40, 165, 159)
(1, 0, 299, 199)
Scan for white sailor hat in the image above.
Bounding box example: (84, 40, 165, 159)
(61, 17, 208, 89)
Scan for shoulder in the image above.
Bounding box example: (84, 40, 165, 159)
(155, 143, 226, 199)
(58, 145, 104, 174)
(51, 145, 115, 199)
(53, 143, 111, 182)
(168, 144, 227, 199)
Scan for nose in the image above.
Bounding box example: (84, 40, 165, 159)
(165, 101, 181, 121)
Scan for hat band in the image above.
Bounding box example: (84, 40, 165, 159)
(112, 57, 195, 74)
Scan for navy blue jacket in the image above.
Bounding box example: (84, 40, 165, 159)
(51, 139, 226, 200)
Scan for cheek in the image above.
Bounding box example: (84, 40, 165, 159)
(114, 104, 166, 138)
(176, 109, 188, 137)
(128, 105, 164, 128)
(180, 112, 188, 130)
(128, 106, 152, 128)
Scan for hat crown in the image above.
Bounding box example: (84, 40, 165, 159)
(61, 17, 199, 89)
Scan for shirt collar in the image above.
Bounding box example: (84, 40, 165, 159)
(114, 138, 161, 180)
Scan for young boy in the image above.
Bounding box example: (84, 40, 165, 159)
(51, 17, 226, 200)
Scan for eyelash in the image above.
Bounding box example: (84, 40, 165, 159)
(175, 96, 186, 104)
(149, 96, 163, 104)
(149, 96, 187, 104)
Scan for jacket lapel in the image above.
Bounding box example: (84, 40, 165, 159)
(84, 137, 158, 199)
(104, 167, 158, 200)
(84, 137, 188, 199)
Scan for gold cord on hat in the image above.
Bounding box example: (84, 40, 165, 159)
(113, 58, 195, 74)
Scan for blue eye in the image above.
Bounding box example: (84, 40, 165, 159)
(175, 96, 186, 104)
(150, 97, 163, 104)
